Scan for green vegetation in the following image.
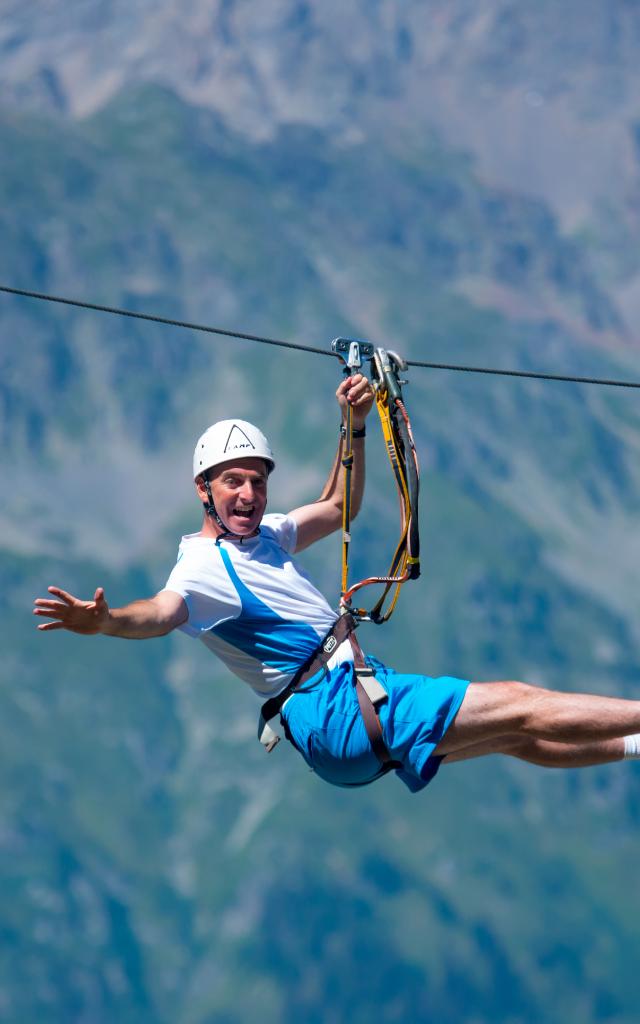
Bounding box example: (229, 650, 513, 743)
(2, 83, 640, 1022)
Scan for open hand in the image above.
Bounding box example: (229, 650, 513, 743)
(336, 373, 375, 428)
(33, 586, 110, 634)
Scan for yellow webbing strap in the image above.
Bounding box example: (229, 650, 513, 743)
(340, 382, 418, 622)
(340, 397, 355, 597)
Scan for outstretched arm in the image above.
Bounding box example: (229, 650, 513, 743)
(33, 586, 188, 638)
(290, 373, 374, 552)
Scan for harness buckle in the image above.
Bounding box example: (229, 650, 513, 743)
(258, 716, 281, 752)
(355, 666, 389, 707)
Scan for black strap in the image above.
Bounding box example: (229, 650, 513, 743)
(261, 613, 402, 773)
(348, 630, 402, 771)
(260, 613, 357, 724)
(354, 677, 395, 767)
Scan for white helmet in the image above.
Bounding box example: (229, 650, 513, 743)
(193, 419, 275, 479)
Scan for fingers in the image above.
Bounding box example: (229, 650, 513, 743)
(33, 583, 107, 634)
(337, 372, 366, 393)
(36, 620, 65, 631)
(33, 588, 76, 613)
(33, 585, 95, 626)
(92, 587, 105, 608)
(33, 601, 68, 616)
(337, 374, 374, 406)
(33, 604, 73, 629)
(46, 586, 75, 604)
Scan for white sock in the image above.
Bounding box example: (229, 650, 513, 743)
(623, 734, 640, 759)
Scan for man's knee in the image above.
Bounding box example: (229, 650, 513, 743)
(465, 679, 542, 730)
(501, 681, 564, 734)
(437, 680, 542, 754)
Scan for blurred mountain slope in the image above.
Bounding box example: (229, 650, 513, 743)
(3, 0, 640, 319)
(2, 7, 640, 1023)
(2, 84, 636, 562)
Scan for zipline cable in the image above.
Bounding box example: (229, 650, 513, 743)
(0, 284, 333, 359)
(406, 357, 640, 389)
(2, 283, 640, 390)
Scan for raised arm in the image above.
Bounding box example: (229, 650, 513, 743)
(290, 373, 374, 552)
(33, 585, 188, 638)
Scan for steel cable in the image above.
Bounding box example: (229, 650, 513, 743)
(2, 283, 640, 389)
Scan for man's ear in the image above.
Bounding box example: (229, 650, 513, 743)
(195, 475, 208, 501)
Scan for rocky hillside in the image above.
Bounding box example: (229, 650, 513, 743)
(2, 3, 640, 1022)
(3, 0, 640, 313)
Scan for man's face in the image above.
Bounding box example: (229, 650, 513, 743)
(206, 457, 269, 536)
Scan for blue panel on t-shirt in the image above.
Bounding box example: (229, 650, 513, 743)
(212, 543, 321, 673)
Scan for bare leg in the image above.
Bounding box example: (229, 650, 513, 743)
(434, 680, 640, 758)
(442, 733, 625, 768)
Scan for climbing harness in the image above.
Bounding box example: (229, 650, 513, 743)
(258, 612, 358, 752)
(258, 610, 402, 775)
(259, 336, 420, 774)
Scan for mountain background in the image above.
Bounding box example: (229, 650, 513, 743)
(2, 2, 640, 1021)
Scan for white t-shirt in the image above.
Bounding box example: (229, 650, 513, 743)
(163, 513, 352, 698)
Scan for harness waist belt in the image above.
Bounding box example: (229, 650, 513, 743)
(258, 613, 358, 751)
(258, 614, 401, 773)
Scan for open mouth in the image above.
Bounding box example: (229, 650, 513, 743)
(231, 508, 254, 520)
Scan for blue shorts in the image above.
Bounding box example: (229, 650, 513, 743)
(280, 655, 469, 793)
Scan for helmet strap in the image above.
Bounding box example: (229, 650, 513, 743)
(202, 473, 256, 542)
(202, 475, 229, 532)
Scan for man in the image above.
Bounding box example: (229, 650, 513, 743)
(34, 374, 640, 792)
